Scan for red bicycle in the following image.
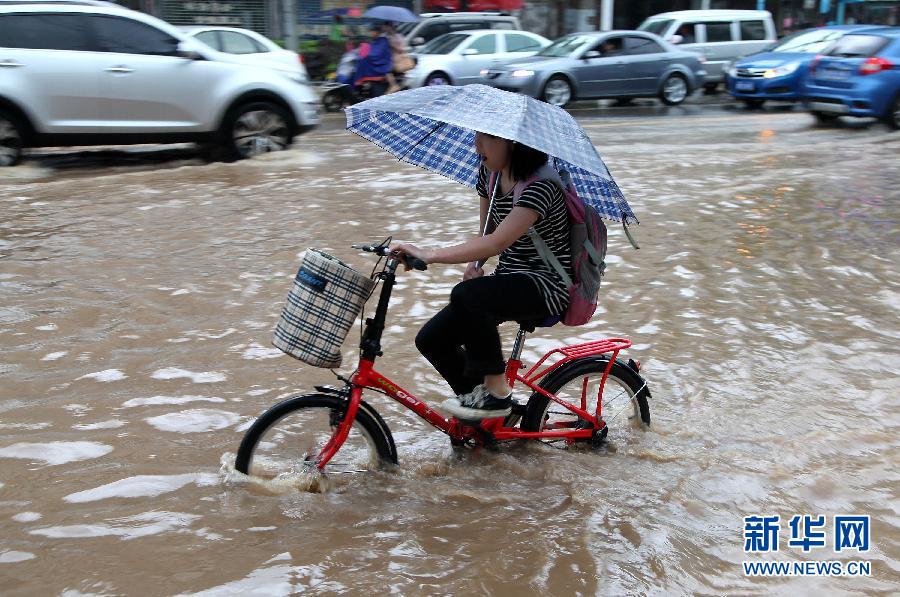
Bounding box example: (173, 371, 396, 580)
(235, 241, 651, 477)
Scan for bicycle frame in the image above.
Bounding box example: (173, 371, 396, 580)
(315, 254, 632, 469)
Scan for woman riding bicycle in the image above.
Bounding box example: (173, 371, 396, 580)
(393, 132, 572, 420)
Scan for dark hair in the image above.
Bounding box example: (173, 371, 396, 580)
(509, 142, 548, 182)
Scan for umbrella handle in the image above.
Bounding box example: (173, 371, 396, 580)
(474, 172, 501, 270)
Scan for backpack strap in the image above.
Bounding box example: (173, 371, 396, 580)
(512, 165, 573, 288)
(488, 164, 573, 288)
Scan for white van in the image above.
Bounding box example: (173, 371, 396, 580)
(638, 10, 776, 90)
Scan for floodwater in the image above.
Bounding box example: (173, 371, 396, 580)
(1, 108, 898, 595)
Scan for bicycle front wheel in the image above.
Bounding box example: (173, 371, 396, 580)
(235, 393, 397, 478)
(523, 358, 650, 442)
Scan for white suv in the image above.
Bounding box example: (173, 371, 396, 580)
(0, 3, 319, 166)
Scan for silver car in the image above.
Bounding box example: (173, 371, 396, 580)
(406, 29, 550, 88)
(481, 31, 706, 107)
(0, 3, 319, 166)
(182, 26, 308, 83)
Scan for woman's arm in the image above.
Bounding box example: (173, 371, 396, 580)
(395, 206, 538, 266)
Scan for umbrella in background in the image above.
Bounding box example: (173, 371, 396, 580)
(345, 84, 637, 225)
(363, 5, 419, 23)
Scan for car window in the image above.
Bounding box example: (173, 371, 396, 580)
(418, 32, 467, 55)
(0, 13, 91, 51)
(702, 21, 734, 43)
(505, 33, 541, 52)
(674, 24, 697, 44)
(91, 15, 179, 55)
(490, 21, 515, 30)
(623, 36, 664, 55)
(594, 36, 624, 56)
(638, 18, 673, 37)
(739, 20, 767, 41)
(537, 34, 594, 57)
(194, 30, 221, 51)
(773, 28, 844, 53)
(825, 34, 890, 57)
(220, 31, 263, 54)
(448, 21, 483, 33)
(418, 22, 449, 43)
(465, 33, 496, 55)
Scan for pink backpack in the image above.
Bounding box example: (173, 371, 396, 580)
(489, 164, 607, 326)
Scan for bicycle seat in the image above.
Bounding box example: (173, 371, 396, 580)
(516, 315, 560, 333)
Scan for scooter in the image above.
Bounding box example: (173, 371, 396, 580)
(321, 46, 411, 112)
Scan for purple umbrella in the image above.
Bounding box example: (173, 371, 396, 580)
(363, 5, 418, 23)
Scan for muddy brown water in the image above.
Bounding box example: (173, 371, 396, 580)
(1, 111, 898, 595)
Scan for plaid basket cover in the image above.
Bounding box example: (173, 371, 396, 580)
(272, 249, 375, 368)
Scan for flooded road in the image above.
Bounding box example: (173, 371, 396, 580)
(1, 108, 898, 595)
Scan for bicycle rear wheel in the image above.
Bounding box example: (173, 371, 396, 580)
(235, 393, 397, 478)
(522, 358, 650, 442)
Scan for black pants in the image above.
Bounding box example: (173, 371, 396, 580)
(415, 273, 550, 395)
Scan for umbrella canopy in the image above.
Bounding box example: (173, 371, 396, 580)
(363, 5, 419, 23)
(345, 84, 636, 224)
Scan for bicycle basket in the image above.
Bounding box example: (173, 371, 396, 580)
(272, 249, 375, 368)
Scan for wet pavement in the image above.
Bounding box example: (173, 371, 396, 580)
(1, 100, 898, 595)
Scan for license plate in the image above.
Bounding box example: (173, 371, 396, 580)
(735, 80, 755, 92)
(820, 68, 849, 81)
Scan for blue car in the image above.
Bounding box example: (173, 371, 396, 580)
(725, 25, 882, 108)
(802, 27, 900, 129)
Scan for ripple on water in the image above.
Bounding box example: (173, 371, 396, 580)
(0, 441, 112, 466)
(29, 511, 201, 540)
(0, 551, 36, 563)
(77, 369, 127, 382)
(144, 409, 240, 433)
(64, 473, 218, 503)
(150, 367, 227, 383)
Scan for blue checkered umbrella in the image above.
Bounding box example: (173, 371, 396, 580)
(345, 84, 636, 224)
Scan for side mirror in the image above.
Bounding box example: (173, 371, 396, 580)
(583, 50, 601, 59)
(411, 36, 425, 47)
(175, 41, 204, 60)
(462, 48, 478, 56)
(671, 34, 684, 45)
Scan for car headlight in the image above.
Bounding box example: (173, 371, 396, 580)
(764, 62, 800, 79)
(724, 62, 736, 77)
(511, 70, 535, 78)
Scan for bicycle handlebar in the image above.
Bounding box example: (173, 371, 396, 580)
(352, 242, 428, 271)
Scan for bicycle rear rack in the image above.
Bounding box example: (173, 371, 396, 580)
(521, 338, 632, 384)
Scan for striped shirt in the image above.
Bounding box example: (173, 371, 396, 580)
(476, 165, 572, 316)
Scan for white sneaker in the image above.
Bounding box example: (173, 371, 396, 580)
(441, 384, 512, 420)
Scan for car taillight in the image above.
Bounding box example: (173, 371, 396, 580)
(298, 54, 304, 65)
(860, 56, 892, 75)
(809, 55, 822, 74)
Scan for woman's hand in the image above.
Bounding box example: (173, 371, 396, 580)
(463, 261, 484, 281)
(390, 243, 434, 271)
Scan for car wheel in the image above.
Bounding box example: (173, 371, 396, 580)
(812, 111, 839, 125)
(0, 109, 24, 167)
(425, 72, 451, 86)
(660, 73, 688, 106)
(542, 76, 572, 108)
(743, 98, 765, 109)
(883, 93, 900, 130)
(223, 101, 293, 160)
